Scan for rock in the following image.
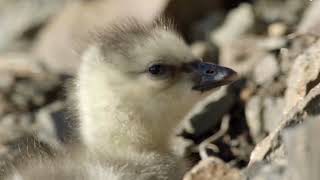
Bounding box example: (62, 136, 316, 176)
(0, 73, 14, 91)
(257, 37, 287, 53)
(0, 51, 66, 177)
(262, 97, 284, 133)
(247, 117, 320, 180)
(190, 41, 219, 63)
(34, 0, 169, 75)
(245, 160, 287, 180)
(0, 114, 33, 144)
(0, 94, 11, 117)
(190, 41, 218, 61)
(284, 40, 320, 113)
(245, 94, 283, 143)
(189, 12, 225, 42)
(0, 53, 44, 78)
(249, 83, 320, 165)
(268, 23, 288, 37)
(0, 53, 61, 112)
(219, 35, 286, 76)
(254, 0, 307, 25)
(210, 3, 254, 47)
(298, 0, 320, 35)
(282, 117, 320, 180)
(164, 0, 224, 42)
(191, 42, 208, 58)
(253, 54, 279, 85)
(219, 36, 267, 75)
(35, 101, 66, 150)
(183, 87, 236, 141)
(184, 157, 243, 180)
(245, 96, 263, 143)
(171, 136, 194, 158)
(0, 0, 67, 52)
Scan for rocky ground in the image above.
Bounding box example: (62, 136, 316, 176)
(0, 0, 320, 179)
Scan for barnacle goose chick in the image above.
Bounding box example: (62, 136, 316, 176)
(6, 19, 237, 180)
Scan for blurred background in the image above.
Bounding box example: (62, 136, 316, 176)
(0, 0, 320, 179)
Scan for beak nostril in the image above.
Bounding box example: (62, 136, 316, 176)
(206, 70, 214, 74)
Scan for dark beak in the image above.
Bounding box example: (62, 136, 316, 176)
(184, 61, 238, 92)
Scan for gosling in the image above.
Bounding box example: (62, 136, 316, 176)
(6, 19, 237, 180)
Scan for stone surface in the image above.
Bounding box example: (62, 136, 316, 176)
(262, 97, 284, 133)
(245, 96, 263, 143)
(298, 0, 320, 35)
(184, 157, 243, 180)
(253, 54, 279, 85)
(249, 83, 320, 165)
(210, 3, 254, 47)
(245, 161, 287, 180)
(283, 117, 320, 180)
(183, 87, 236, 140)
(219, 36, 267, 76)
(35, 101, 67, 150)
(165, 0, 224, 42)
(254, 0, 307, 25)
(34, 0, 169, 75)
(0, 0, 66, 52)
(284, 40, 320, 113)
(0, 114, 33, 144)
(247, 118, 320, 180)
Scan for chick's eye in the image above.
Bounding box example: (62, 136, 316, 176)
(148, 64, 169, 76)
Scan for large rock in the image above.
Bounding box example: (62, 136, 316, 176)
(254, 0, 307, 25)
(0, 0, 66, 52)
(282, 117, 320, 180)
(247, 117, 320, 180)
(298, 0, 320, 35)
(284, 40, 320, 113)
(34, 0, 169, 75)
(0, 53, 67, 177)
(245, 95, 263, 143)
(183, 87, 236, 141)
(184, 157, 243, 180)
(249, 83, 320, 165)
(210, 3, 254, 47)
(253, 54, 279, 85)
(219, 35, 286, 76)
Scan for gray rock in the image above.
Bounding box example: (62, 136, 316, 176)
(183, 87, 236, 140)
(283, 117, 320, 180)
(219, 36, 268, 76)
(35, 101, 66, 150)
(245, 96, 263, 143)
(245, 95, 284, 144)
(254, 0, 307, 25)
(253, 54, 279, 85)
(249, 83, 320, 165)
(284, 40, 320, 113)
(0, 113, 33, 144)
(210, 3, 254, 47)
(0, 53, 44, 78)
(247, 117, 320, 180)
(245, 161, 287, 180)
(262, 97, 284, 133)
(0, 94, 10, 117)
(298, 0, 320, 35)
(183, 157, 243, 180)
(0, 0, 67, 52)
(34, 0, 169, 75)
(0, 73, 14, 91)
